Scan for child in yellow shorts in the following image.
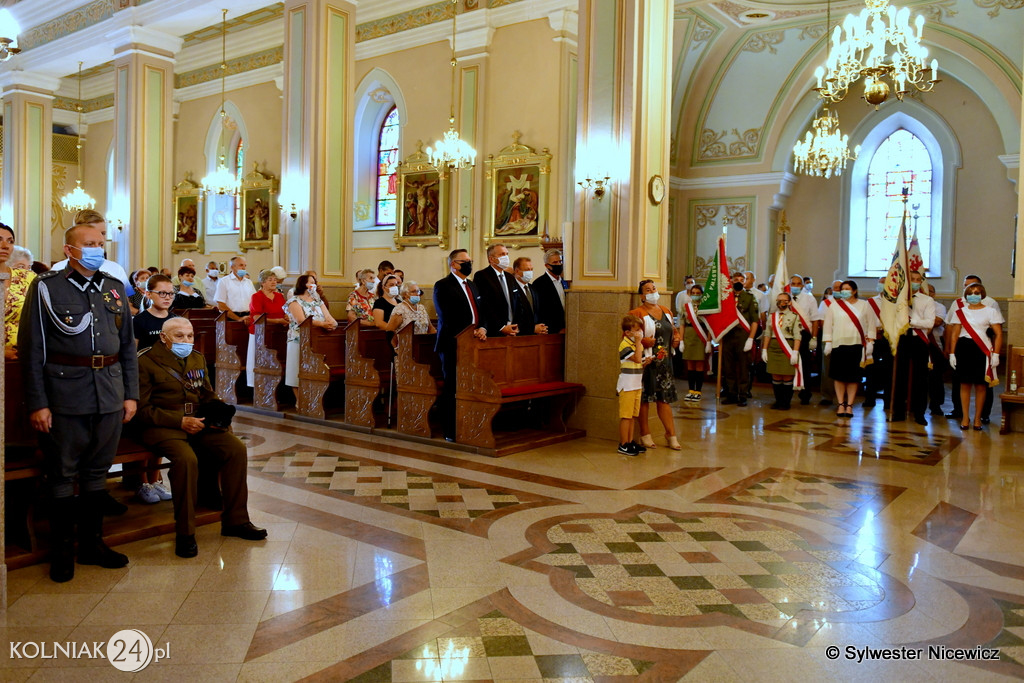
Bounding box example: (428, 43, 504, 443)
(617, 315, 650, 455)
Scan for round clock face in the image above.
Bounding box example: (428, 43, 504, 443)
(649, 175, 666, 205)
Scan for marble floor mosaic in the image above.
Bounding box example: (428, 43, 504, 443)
(4, 391, 1024, 681)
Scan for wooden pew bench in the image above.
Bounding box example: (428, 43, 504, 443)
(344, 324, 395, 429)
(214, 312, 250, 405)
(455, 329, 585, 454)
(1000, 345, 1024, 434)
(394, 325, 443, 438)
(295, 317, 347, 419)
(177, 308, 218, 377)
(252, 314, 290, 411)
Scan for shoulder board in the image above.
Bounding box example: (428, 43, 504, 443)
(97, 270, 120, 282)
(37, 270, 60, 279)
(137, 346, 152, 358)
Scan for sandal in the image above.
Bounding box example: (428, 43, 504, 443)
(667, 435, 682, 451)
(960, 423, 969, 430)
(640, 434, 657, 449)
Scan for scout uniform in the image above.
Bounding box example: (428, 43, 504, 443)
(19, 266, 139, 579)
(720, 288, 758, 404)
(763, 308, 801, 409)
(135, 341, 252, 537)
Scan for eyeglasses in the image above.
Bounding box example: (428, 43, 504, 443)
(150, 291, 175, 298)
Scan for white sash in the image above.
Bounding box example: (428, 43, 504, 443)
(956, 307, 999, 387)
(771, 312, 804, 388)
(684, 302, 709, 345)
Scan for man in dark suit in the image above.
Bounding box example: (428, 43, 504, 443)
(473, 243, 523, 337)
(433, 249, 488, 441)
(531, 248, 567, 333)
(512, 257, 548, 335)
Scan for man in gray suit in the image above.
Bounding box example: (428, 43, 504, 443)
(19, 217, 139, 583)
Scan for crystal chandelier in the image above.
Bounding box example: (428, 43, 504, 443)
(200, 9, 240, 197)
(793, 108, 859, 178)
(814, 0, 939, 108)
(425, 0, 476, 170)
(61, 62, 97, 214)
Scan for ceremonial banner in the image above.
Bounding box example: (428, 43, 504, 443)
(908, 231, 924, 275)
(879, 212, 911, 352)
(769, 241, 788, 315)
(698, 233, 742, 341)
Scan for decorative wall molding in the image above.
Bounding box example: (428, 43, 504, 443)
(917, 0, 960, 22)
(697, 127, 761, 160)
(973, 0, 1023, 17)
(670, 171, 796, 190)
(174, 46, 283, 89)
(742, 29, 785, 54)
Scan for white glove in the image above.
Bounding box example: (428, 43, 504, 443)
(743, 338, 753, 352)
(705, 342, 713, 354)
(866, 341, 874, 357)
(790, 353, 799, 366)
(824, 342, 833, 356)
(992, 352, 1000, 369)
(762, 349, 768, 363)
(678, 340, 684, 354)
(809, 338, 818, 351)
(949, 354, 957, 370)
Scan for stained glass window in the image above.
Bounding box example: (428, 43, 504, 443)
(864, 129, 932, 272)
(376, 107, 399, 226)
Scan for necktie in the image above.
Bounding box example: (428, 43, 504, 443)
(524, 284, 534, 311)
(554, 276, 565, 308)
(497, 273, 513, 322)
(463, 280, 479, 325)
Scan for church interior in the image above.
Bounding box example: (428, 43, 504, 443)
(1, 0, 1023, 680)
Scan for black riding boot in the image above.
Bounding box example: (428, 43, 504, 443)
(77, 491, 129, 569)
(49, 496, 77, 583)
(779, 384, 794, 410)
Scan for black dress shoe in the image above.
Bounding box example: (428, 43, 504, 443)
(981, 417, 990, 425)
(914, 416, 928, 426)
(221, 522, 268, 541)
(930, 410, 944, 416)
(175, 535, 198, 558)
(721, 395, 736, 405)
(736, 397, 748, 407)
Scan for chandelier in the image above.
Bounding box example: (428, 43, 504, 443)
(793, 108, 859, 178)
(425, 0, 476, 170)
(0, 9, 20, 61)
(814, 0, 939, 108)
(61, 62, 97, 214)
(200, 9, 240, 197)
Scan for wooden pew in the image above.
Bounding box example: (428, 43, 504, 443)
(177, 308, 218, 367)
(1000, 345, 1024, 434)
(295, 317, 348, 419)
(455, 330, 584, 451)
(252, 314, 289, 411)
(394, 325, 443, 438)
(214, 312, 249, 405)
(344, 324, 395, 428)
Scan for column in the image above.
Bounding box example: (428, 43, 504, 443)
(565, 0, 673, 440)
(1007, 43, 1024, 346)
(281, 0, 356, 281)
(110, 27, 180, 269)
(0, 72, 59, 261)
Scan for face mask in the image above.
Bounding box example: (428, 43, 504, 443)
(790, 286, 802, 297)
(236, 269, 247, 278)
(458, 261, 473, 276)
(965, 294, 982, 305)
(837, 290, 852, 300)
(777, 303, 789, 309)
(387, 286, 400, 297)
(497, 255, 511, 269)
(68, 245, 105, 271)
(170, 342, 193, 359)
(182, 279, 193, 286)
(409, 295, 421, 305)
(521, 270, 533, 283)
(644, 292, 660, 304)
(877, 282, 885, 292)
(911, 282, 921, 292)
(732, 282, 744, 292)
(208, 269, 219, 277)
(549, 264, 563, 277)
(690, 294, 702, 303)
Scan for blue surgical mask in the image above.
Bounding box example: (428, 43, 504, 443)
(911, 282, 921, 292)
(387, 286, 400, 297)
(690, 294, 702, 303)
(965, 294, 982, 305)
(836, 290, 852, 300)
(790, 286, 802, 297)
(236, 269, 248, 278)
(409, 295, 421, 305)
(170, 342, 193, 359)
(69, 245, 105, 271)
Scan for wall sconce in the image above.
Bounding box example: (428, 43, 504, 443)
(278, 175, 309, 221)
(457, 215, 469, 232)
(578, 176, 611, 200)
(0, 10, 21, 62)
(107, 196, 130, 231)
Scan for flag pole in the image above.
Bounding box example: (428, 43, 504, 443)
(889, 188, 912, 422)
(716, 222, 728, 403)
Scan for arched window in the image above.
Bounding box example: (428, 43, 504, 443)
(203, 102, 249, 236)
(862, 129, 932, 272)
(376, 107, 400, 225)
(234, 137, 245, 230)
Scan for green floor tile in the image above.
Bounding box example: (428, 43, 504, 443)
(670, 575, 715, 590)
(688, 531, 725, 542)
(535, 654, 590, 678)
(622, 564, 666, 577)
(627, 532, 663, 543)
(697, 604, 747, 619)
(740, 574, 787, 588)
(605, 542, 643, 553)
(481, 635, 534, 657)
(730, 541, 770, 551)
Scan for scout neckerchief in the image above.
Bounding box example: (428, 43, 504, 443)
(834, 298, 872, 367)
(771, 311, 803, 389)
(956, 306, 999, 387)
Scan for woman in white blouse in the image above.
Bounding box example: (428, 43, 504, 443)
(947, 282, 1003, 430)
(388, 280, 436, 335)
(823, 280, 875, 418)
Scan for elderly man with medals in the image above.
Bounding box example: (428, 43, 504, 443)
(135, 317, 266, 558)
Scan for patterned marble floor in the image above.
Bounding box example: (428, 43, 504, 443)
(4, 390, 1024, 681)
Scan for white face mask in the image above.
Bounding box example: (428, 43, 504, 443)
(207, 269, 218, 277)
(521, 270, 533, 283)
(645, 292, 660, 304)
(497, 254, 511, 269)
(387, 286, 400, 297)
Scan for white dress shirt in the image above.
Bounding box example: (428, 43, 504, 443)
(945, 295, 1000, 323)
(202, 274, 220, 297)
(215, 274, 257, 312)
(492, 266, 513, 323)
(544, 270, 565, 308)
(458, 274, 477, 325)
(823, 298, 875, 346)
(909, 292, 937, 331)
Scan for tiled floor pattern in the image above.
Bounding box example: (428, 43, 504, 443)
(764, 418, 960, 465)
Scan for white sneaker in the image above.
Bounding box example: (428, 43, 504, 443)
(152, 482, 173, 501)
(136, 483, 160, 505)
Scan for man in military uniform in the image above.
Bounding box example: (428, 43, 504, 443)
(135, 317, 266, 558)
(19, 219, 138, 583)
(720, 271, 759, 406)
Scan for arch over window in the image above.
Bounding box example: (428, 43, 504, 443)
(203, 101, 249, 236)
(376, 107, 400, 225)
(839, 100, 961, 293)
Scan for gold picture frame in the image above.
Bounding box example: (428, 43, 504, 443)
(484, 132, 552, 248)
(239, 163, 278, 251)
(172, 173, 202, 253)
(395, 142, 449, 250)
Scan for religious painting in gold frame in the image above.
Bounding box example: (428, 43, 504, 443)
(395, 143, 449, 250)
(484, 132, 552, 248)
(239, 163, 278, 251)
(172, 173, 202, 253)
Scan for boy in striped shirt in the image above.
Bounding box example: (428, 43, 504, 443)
(618, 315, 650, 455)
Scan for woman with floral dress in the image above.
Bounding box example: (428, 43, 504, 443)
(286, 273, 339, 387)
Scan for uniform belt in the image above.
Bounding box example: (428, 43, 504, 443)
(48, 352, 119, 369)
